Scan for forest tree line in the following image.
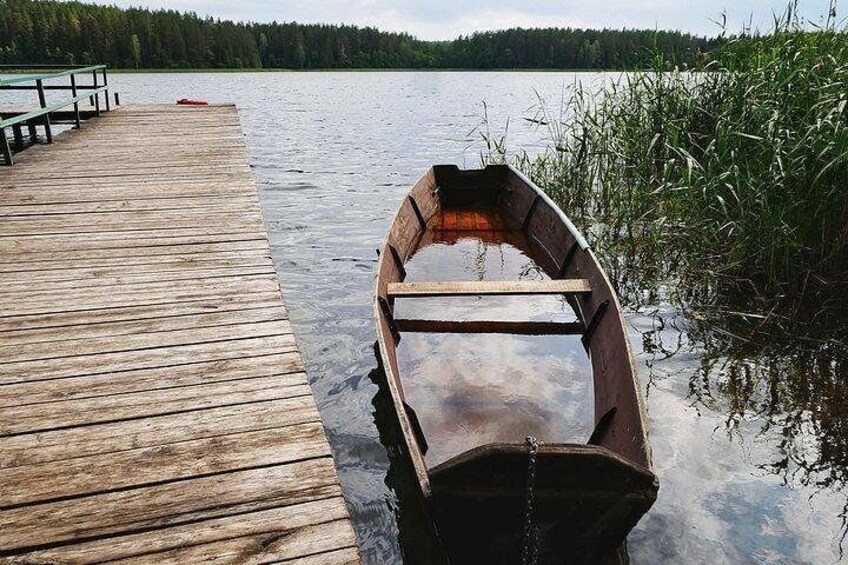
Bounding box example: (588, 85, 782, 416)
(0, 0, 718, 69)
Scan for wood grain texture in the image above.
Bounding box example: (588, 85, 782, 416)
(0, 105, 359, 563)
(387, 278, 592, 297)
(394, 318, 585, 335)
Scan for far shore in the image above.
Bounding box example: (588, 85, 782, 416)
(105, 67, 624, 73)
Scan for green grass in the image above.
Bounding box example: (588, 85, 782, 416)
(483, 7, 848, 318)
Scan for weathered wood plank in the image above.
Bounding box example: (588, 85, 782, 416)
(115, 519, 358, 565)
(0, 239, 268, 265)
(270, 548, 362, 565)
(0, 458, 343, 551)
(0, 334, 298, 384)
(0, 318, 293, 364)
(0, 196, 261, 217)
(0, 304, 287, 346)
(0, 212, 266, 236)
(0, 181, 259, 202)
(394, 318, 585, 335)
(388, 278, 593, 297)
(0, 352, 305, 408)
(0, 293, 284, 332)
(0, 234, 268, 257)
(0, 259, 274, 285)
(0, 375, 310, 436)
(0, 275, 282, 316)
(0, 394, 320, 467)
(0, 265, 277, 294)
(0, 249, 271, 272)
(1, 422, 332, 507)
(0, 498, 355, 564)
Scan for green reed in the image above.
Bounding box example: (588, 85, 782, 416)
(483, 7, 848, 310)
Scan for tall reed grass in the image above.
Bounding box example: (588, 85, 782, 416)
(484, 5, 848, 315)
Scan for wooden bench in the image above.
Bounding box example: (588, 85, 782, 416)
(1, 65, 113, 164)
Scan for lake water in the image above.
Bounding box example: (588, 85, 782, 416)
(7, 71, 844, 564)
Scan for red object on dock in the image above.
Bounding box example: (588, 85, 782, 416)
(176, 98, 209, 106)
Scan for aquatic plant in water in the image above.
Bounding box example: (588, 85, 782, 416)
(481, 3, 848, 317)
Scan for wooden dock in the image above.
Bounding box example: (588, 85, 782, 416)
(0, 105, 360, 564)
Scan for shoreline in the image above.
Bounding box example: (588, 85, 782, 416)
(106, 67, 623, 74)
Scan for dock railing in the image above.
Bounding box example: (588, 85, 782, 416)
(0, 64, 118, 165)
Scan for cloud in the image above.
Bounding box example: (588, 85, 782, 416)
(89, 0, 837, 40)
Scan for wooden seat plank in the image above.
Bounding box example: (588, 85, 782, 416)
(388, 278, 592, 297)
(395, 318, 585, 335)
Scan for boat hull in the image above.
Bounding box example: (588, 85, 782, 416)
(373, 165, 658, 562)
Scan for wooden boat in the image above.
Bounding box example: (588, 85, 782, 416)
(374, 165, 659, 564)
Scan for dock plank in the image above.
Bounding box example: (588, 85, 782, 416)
(0, 105, 359, 562)
(0, 499, 354, 564)
(0, 353, 306, 407)
(1, 374, 310, 436)
(0, 422, 333, 508)
(0, 459, 343, 550)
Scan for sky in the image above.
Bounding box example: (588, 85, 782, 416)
(89, 1, 838, 40)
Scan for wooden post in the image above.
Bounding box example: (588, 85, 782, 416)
(27, 121, 38, 143)
(36, 79, 47, 108)
(70, 73, 81, 129)
(0, 128, 12, 165)
(92, 69, 100, 116)
(114, 92, 121, 106)
(36, 79, 52, 144)
(102, 68, 110, 112)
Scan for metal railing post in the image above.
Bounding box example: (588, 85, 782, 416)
(70, 73, 81, 128)
(0, 128, 12, 165)
(92, 69, 100, 116)
(102, 68, 110, 112)
(12, 124, 24, 149)
(35, 79, 52, 144)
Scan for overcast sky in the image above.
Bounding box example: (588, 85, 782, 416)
(89, 1, 838, 40)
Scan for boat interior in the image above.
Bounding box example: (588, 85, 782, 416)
(374, 165, 658, 563)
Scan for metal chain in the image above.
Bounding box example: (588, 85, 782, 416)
(521, 435, 540, 565)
